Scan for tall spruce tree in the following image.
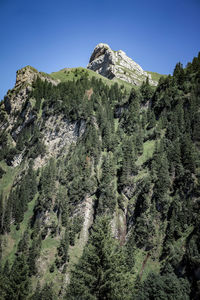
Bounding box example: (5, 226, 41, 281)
(9, 254, 30, 300)
(66, 216, 133, 300)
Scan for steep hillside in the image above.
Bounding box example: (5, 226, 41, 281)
(0, 52, 200, 299)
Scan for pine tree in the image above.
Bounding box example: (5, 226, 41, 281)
(136, 271, 190, 300)
(122, 89, 140, 135)
(0, 193, 3, 233)
(57, 228, 69, 266)
(39, 283, 55, 300)
(66, 216, 133, 300)
(28, 235, 41, 276)
(97, 153, 117, 214)
(140, 77, 153, 104)
(119, 136, 137, 188)
(2, 195, 12, 233)
(9, 254, 30, 299)
(26, 160, 37, 202)
(152, 142, 171, 216)
(173, 62, 185, 86)
(0, 261, 12, 300)
(16, 230, 29, 255)
(147, 110, 156, 130)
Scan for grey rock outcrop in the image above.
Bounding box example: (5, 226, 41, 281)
(1, 66, 85, 168)
(15, 65, 59, 89)
(3, 66, 60, 130)
(87, 43, 157, 86)
(42, 115, 85, 157)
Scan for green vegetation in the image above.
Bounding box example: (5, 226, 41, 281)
(0, 162, 18, 199)
(51, 67, 112, 85)
(146, 70, 167, 81)
(66, 216, 133, 300)
(136, 139, 156, 165)
(0, 52, 200, 299)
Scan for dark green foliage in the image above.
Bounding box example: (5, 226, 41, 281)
(0, 161, 37, 233)
(9, 254, 30, 299)
(0, 194, 3, 233)
(153, 151, 170, 215)
(180, 134, 196, 172)
(66, 216, 132, 300)
(0, 260, 12, 300)
(31, 283, 55, 300)
(62, 142, 97, 212)
(136, 271, 190, 300)
(119, 136, 137, 189)
(0, 131, 9, 161)
(140, 77, 154, 104)
(173, 62, 185, 86)
(11, 163, 38, 226)
(56, 186, 69, 227)
(39, 284, 55, 300)
(83, 122, 101, 165)
(146, 110, 156, 130)
(97, 153, 117, 214)
(56, 228, 69, 267)
(16, 230, 29, 255)
(69, 216, 83, 246)
(2, 195, 12, 233)
(28, 235, 42, 276)
(32, 159, 56, 225)
(0, 53, 200, 299)
(39, 158, 56, 197)
(4, 147, 19, 165)
(120, 89, 141, 135)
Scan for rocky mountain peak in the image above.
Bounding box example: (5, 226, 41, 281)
(3, 66, 60, 132)
(89, 43, 111, 63)
(16, 66, 59, 88)
(16, 66, 39, 88)
(87, 43, 158, 86)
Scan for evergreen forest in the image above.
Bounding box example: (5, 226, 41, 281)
(0, 53, 200, 299)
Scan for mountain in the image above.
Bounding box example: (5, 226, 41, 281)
(0, 50, 200, 299)
(87, 43, 159, 86)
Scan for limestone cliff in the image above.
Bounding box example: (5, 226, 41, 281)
(3, 66, 59, 129)
(87, 43, 158, 86)
(1, 66, 85, 168)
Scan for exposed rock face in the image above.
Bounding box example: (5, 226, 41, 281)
(87, 43, 157, 86)
(11, 114, 86, 168)
(1, 66, 85, 168)
(42, 115, 85, 157)
(15, 65, 59, 88)
(3, 66, 60, 130)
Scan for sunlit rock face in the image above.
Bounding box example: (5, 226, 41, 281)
(87, 43, 157, 86)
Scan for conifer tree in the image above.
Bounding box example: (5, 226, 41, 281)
(9, 254, 30, 299)
(140, 77, 153, 104)
(0, 260, 12, 300)
(39, 283, 55, 300)
(2, 196, 12, 233)
(136, 271, 190, 300)
(66, 216, 133, 300)
(0, 193, 3, 233)
(97, 153, 117, 214)
(152, 141, 171, 216)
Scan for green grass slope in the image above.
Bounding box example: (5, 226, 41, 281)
(146, 71, 167, 82)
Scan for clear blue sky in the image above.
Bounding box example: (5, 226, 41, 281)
(0, 0, 200, 99)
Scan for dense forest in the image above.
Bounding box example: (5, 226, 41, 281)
(0, 52, 200, 299)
